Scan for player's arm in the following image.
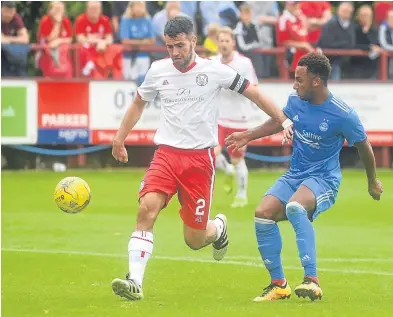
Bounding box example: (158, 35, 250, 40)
(225, 118, 284, 152)
(342, 109, 383, 200)
(354, 139, 383, 200)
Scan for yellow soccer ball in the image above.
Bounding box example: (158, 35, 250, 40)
(54, 177, 91, 213)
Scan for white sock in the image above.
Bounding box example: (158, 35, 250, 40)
(234, 159, 248, 199)
(216, 154, 234, 175)
(128, 231, 154, 287)
(82, 60, 95, 76)
(210, 218, 224, 241)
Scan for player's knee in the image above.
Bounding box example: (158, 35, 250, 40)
(230, 156, 242, 165)
(255, 206, 276, 221)
(285, 201, 306, 217)
(137, 195, 163, 228)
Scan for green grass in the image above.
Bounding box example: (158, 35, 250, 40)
(2, 169, 393, 317)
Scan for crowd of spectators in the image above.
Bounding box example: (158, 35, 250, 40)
(2, 0, 393, 80)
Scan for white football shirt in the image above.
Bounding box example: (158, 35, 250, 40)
(216, 51, 258, 129)
(137, 55, 250, 149)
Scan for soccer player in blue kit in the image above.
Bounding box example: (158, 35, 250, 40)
(225, 52, 383, 302)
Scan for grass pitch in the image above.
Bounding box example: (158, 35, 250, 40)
(2, 169, 393, 317)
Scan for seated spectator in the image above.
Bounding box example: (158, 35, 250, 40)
(318, 2, 356, 80)
(1, 1, 29, 77)
(246, 1, 279, 78)
(374, 1, 393, 26)
(120, 1, 155, 84)
(300, 1, 332, 45)
(75, 1, 121, 79)
(203, 23, 219, 56)
(379, 9, 393, 78)
(277, 1, 313, 73)
(351, 5, 382, 79)
(37, 1, 73, 78)
(200, 1, 239, 36)
(111, 1, 128, 42)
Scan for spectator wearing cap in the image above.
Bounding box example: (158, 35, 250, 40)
(318, 2, 356, 80)
(1, 1, 29, 76)
(120, 1, 155, 84)
(379, 9, 393, 78)
(277, 1, 314, 73)
(351, 5, 382, 79)
(37, 1, 73, 78)
(374, 1, 393, 26)
(300, 1, 332, 45)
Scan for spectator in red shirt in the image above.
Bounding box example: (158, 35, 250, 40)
(300, 1, 332, 45)
(37, 1, 73, 78)
(374, 1, 393, 26)
(277, 1, 314, 72)
(75, 1, 116, 78)
(1, 1, 29, 76)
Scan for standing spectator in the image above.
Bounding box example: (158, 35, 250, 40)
(200, 1, 239, 36)
(379, 9, 393, 78)
(300, 1, 332, 46)
(1, 1, 29, 77)
(120, 1, 155, 84)
(374, 1, 393, 26)
(75, 1, 117, 78)
(234, 4, 261, 74)
(203, 23, 219, 56)
(351, 5, 382, 79)
(318, 2, 356, 80)
(37, 1, 73, 78)
(277, 1, 313, 73)
(246, 1, 279, 78)
(111, 1, 128, 42)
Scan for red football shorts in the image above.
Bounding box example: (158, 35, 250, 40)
(139, 145, 216, 230)
(218, 124, 247, 158)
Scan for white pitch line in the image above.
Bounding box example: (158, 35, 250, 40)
(2, 248, 393, 277)
(224, 255, 393, 263)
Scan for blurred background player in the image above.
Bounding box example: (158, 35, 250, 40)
(226, 52, 383, 302)
(214, 26, 258, 208)
(111, 16, 292, 301)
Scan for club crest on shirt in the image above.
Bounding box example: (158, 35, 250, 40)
(319, 121, 329, 132)
(196, 74, 208, 86)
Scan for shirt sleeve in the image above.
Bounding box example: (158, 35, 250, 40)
(147, 19, 154, 38)
(216, 62, 250, 94)
(15, 14, 25, 30)
(119, 18, 130, 40)
(244, 58, 258, 85)
(103, 16, 112, 34)
(74, 16, 85, 35)
(64, 18, 73, 37)
(340, 109, 367, 147)
(38, 16, 51, 39)
(137, 66, 158, 102)
(283, 96, 296, 119)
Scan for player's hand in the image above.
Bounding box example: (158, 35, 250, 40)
(368, 178, 383, 200)
(112, 140, 128, 163)
(225, 131, 250, 152)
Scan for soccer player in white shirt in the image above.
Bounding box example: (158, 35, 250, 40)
(111, 16, 293, 301)
(214, 27, 258, 208)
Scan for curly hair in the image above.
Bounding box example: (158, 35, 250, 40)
(298, 52, 331, 87)
(164, 16, 194, 38)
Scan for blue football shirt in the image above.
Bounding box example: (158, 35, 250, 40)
(282, 92, 367, 189)
(120, 17, 154, 58)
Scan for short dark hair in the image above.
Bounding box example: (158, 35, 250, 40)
(164, 16, 194, 38)
(298, 52, 331, 87)
(2, 1, 16, 8)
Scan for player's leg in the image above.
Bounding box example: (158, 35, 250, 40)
(286, 178, 336, 301)
(229, 146, 248, 208)
(216, 125, 234, 193)
(253, 177, 295, 301)
(178, 148, 228, 260)
(112, 148, 177, 301)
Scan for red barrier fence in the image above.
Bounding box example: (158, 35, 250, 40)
(27, 44, 393, 80)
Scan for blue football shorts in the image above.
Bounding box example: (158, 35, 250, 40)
(264, 175, 338, 221)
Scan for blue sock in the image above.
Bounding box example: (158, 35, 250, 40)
(286, 202, 317, 277)
(255, 217, 285, 281)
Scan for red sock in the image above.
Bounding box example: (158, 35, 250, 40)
(306, 276, 319, 285)
(272, 279, 286, 287)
